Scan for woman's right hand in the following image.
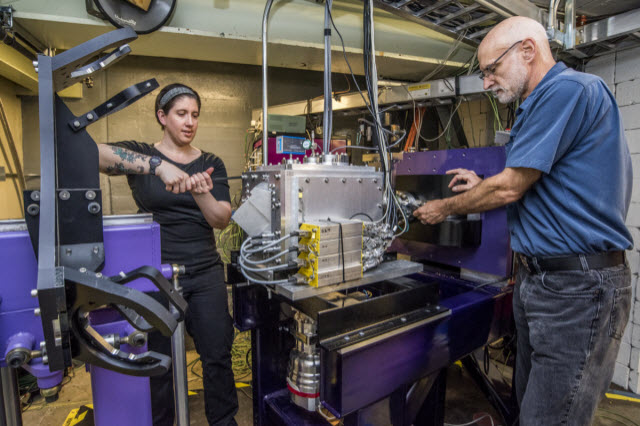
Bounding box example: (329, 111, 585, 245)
(155, 162, 192, 194)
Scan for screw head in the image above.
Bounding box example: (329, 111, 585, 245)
(85, 190, 96, 200)
(86, 113, 94, 121)
(59, 191, 70, 201)
(73, 120, 81, 128)
(30, 191, 40, 201)
(34, 308, 41, 316)
(30, 289, 38, 297)
(27, 204, 39, 216)
(88, 202, 101, 214)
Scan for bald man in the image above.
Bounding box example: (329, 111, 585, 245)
(413, 16, 633, 426)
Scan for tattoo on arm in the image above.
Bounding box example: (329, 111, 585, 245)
(105, 162, 140, 175)
(110, 146, 147, 164)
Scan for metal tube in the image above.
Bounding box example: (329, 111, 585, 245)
(170, 266, 189, 426)
(322, 0, 333, 155)
(563, 0, 575, 49)
(1, 368, 22, 426)
(547, 0, 558, 31)
(262, 0, 275, 165)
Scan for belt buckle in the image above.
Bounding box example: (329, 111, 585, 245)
(518, 254, 532, 273)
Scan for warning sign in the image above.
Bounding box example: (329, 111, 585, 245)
(62, 404, 94, 426)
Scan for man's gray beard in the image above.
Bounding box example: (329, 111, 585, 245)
(494, 71, 528, 104)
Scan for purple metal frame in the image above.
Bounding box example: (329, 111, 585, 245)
(0, 219, 169, 426)
(392, 147, 512, 277)
(319, 273, 513, 417)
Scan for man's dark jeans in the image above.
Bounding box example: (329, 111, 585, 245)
(513, 258, 631, 426)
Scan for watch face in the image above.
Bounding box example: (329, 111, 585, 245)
(149, 156, 162, 167)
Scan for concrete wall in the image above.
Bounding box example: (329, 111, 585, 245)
(0, 76, 24, 220)
(22, 56, 329, 214)
(586, 45, 640, 394)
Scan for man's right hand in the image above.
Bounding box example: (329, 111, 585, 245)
(446, 168, 482, 192)
(155, 162, 192, 194)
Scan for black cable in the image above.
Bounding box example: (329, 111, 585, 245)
(349, 212, 374, 221)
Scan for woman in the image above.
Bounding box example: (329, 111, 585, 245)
(98, 83, 238, 426)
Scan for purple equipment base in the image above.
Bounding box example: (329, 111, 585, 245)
(0, 218, 170, 426)
(393, 147, 512, 277)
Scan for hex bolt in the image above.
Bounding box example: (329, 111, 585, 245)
(31, 289, 38, 297)
(27, 204, 40, 216)
(88, 202, 101, 214)
(59, 191, 70, 201)
(31, 191, 40, 201)
(86, 113, 94, 121)
(275, 174, 281, 180)
(34, 308, 41, 316)
(73, 120, 81, 128)
(85, 190, 96, 200)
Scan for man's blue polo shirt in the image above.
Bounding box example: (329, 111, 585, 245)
(505, 62, 633, 257)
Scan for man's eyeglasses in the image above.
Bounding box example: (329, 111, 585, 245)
(478, 40, 523, 81)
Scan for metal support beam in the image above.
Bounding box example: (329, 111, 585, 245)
(576, 7, 640, 48)
(474, 0, 543, 21)
(0, 42, 37, 92)
(251, 75, 486, 122)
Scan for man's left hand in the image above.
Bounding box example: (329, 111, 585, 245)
(413, 199, 448, 225)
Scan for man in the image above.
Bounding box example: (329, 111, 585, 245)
(413, 16, 633, 426)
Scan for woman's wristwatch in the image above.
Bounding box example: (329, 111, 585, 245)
(149, 156, 162, 175)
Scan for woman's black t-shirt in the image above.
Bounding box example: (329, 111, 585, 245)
(107, 141, 231, 273)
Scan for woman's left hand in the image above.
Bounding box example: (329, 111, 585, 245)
(190, 167, 214, 195)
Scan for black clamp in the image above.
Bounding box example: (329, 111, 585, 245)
(68, 78, 159, 132)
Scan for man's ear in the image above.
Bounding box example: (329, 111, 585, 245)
(521, 38, 536, 63)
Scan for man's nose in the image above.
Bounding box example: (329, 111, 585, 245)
(483, 76, 494, 91)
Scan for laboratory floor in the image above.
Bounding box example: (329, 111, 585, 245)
(18, 290, 640, 426)
(18, 347, 640, 426)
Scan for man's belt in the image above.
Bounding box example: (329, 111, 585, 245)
(517, 251, 625, 273)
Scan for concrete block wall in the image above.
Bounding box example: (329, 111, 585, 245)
(586, 46, 640, 394)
